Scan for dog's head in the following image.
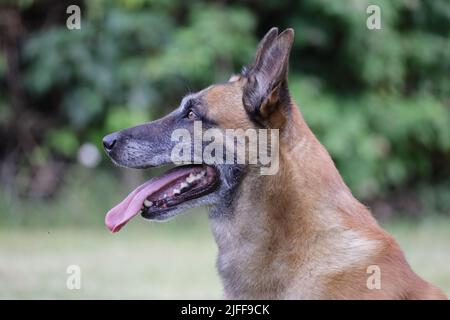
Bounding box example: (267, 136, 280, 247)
(103, 28, 294, 232)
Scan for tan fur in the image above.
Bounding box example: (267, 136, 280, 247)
(199, 78, 447, 300)
(202, 82, 254, 130)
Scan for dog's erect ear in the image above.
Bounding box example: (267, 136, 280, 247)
(243, 28, 294, 124)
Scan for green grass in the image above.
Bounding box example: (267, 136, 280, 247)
(0, 214, 222, 299)
(0, 169, 449, 299)
(382, 217, 450, 295)
(0, 216, 449, 299)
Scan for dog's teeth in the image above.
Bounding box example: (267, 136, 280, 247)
(144, 199, 153, 207)
(196, 172, 205, 179)
(180, 182, 189, 189)
(186, 173, 195, 183)
(186, 171, 206, 184)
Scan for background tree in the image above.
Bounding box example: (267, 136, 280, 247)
(1, 0, 449, 221)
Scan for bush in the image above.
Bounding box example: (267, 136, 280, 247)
(1, 0, 449, 216)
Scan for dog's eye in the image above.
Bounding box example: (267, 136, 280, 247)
(186, 110, 197, 120)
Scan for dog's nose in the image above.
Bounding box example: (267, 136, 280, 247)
(102, 133, 118, 152)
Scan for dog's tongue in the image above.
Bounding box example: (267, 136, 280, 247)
(105, 180, 154, 233)
(105, 168, 188, 233)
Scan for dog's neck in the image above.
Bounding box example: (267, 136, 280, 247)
(208, 104, 379, 299)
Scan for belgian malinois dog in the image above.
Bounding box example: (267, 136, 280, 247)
(103, 28, 447, 299)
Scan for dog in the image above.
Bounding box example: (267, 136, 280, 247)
(103, 27, 447, 299)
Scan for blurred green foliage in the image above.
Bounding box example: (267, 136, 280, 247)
(1, 0, 450, 215)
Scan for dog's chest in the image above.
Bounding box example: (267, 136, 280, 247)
(211, 220, 281, 299)
(209, 212, 381, 299)
(210, 216, 315, 299)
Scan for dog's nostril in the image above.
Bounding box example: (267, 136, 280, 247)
(103, 139, 116, 151)
(102, 134, 117, 151)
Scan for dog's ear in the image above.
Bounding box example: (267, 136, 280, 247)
(243, 28, 294, 124)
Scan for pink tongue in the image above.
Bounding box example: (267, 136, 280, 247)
(105, 169, 189, 233)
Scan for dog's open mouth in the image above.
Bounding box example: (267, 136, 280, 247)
(105, 165, 219, 232)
